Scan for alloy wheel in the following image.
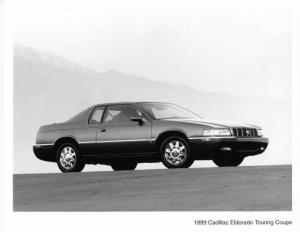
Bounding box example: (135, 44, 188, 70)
(59, 146, 76, 170)
(164, 140, 187, 165)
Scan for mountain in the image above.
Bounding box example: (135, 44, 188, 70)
(14, 46, 291, 173)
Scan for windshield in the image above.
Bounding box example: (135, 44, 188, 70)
(139, 103, 201, 120)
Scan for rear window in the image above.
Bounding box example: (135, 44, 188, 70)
(88, 106, 105, 124)
(67, 107, 92, 123)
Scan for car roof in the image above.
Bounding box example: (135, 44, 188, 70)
(92, 101, 173, 107)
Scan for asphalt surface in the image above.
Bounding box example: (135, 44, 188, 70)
(13, 165, 292, 211)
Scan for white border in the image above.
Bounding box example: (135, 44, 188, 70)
(292, 0, 300, 229)
(2, 0, 13, 230)
(2, 1, 299, 232)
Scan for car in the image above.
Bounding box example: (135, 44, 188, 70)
(33, 102, 269, 172)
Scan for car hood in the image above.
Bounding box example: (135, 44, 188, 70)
(160, 118, 260, 129)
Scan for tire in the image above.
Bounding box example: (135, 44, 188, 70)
(160, 136, 194, 169)
(110, 160, 138, 171)
(212, 153, 244, 167)
(56, 143, 85, 173)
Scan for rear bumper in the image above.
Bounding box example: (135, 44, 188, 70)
(189, 136, 269, 158)
(33, 144, 55, 162)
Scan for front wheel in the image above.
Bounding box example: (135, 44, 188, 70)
(160, 136, 194, 169)
(212, 153, 244, 167)
(56, 143, 85, 173)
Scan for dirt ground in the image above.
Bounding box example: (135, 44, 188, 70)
(13, 165, 292, 211)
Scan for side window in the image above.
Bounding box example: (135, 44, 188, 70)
(103, 105, 142, 124)
(88, 107, 105, 124)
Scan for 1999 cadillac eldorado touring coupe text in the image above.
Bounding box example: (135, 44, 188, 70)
(33, 102, 269, 172)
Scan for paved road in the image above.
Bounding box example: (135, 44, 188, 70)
(13, 165, 292, 211)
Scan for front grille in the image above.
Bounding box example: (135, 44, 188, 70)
(232, 128, 258, 137)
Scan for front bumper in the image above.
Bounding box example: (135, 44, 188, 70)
(33, 144, 55, 162)
(189, 136, 269, 158)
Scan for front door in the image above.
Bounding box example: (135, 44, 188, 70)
(96, 104, 153, 156)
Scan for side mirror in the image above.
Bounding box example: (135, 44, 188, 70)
(130, 116, 145, 125)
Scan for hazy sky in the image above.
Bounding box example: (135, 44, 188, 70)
(13, 0, 291, 99)
(11, 0, 292, 173)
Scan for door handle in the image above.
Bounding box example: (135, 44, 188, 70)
(99, 129, 106, 132)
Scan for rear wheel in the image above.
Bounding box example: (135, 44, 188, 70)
(110, 160, 138, 171)
(212, 153, 244, 167)
(56, 143, 85, 172)
(160, 136, 194, 169)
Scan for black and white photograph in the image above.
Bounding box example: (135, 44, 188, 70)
(1, 0, 300, 231)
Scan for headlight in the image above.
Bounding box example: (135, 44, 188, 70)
(257, 129, 263, 137)
(202, 129, 231, 136)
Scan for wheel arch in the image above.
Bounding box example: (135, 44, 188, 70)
(54, 136, 80, 153)
(155, 130, 189, 150)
